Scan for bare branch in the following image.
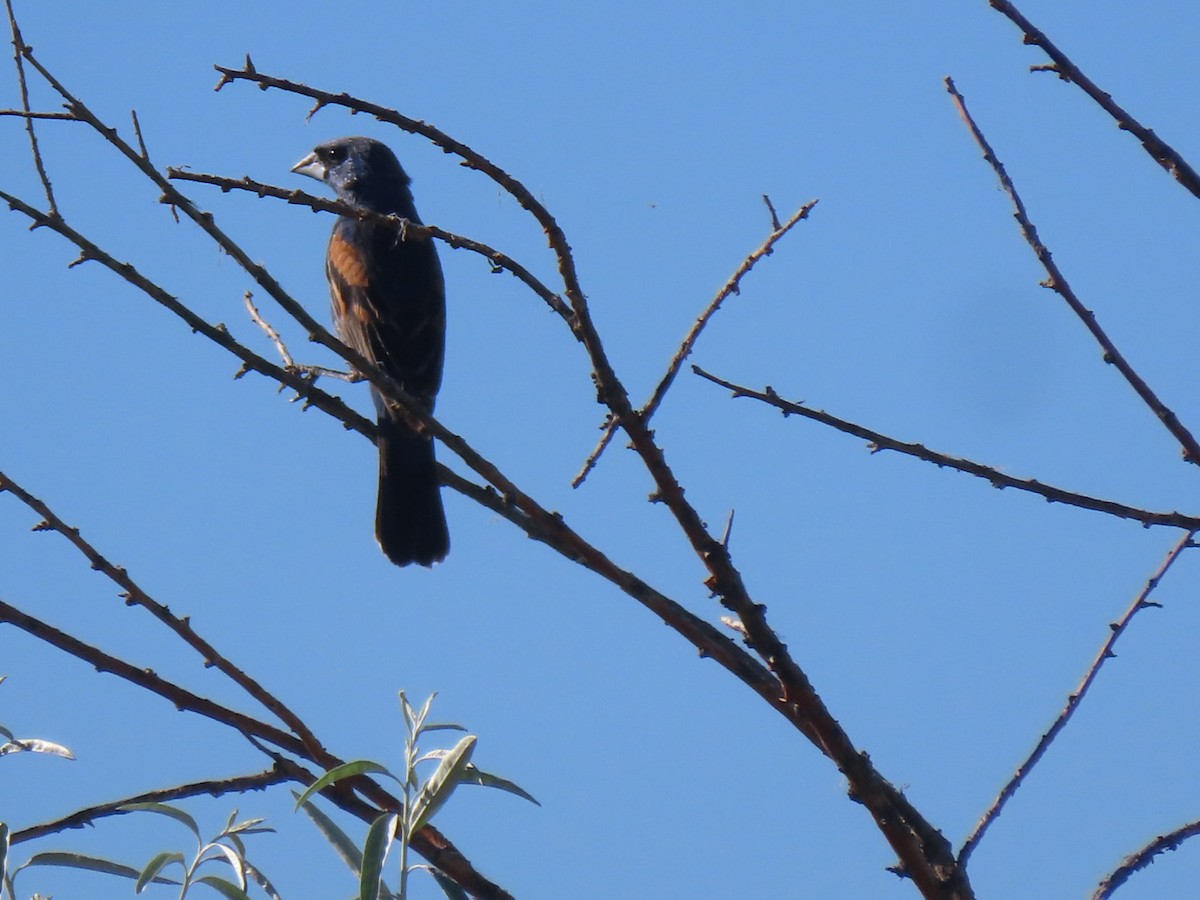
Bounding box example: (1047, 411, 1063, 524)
(0, 597, 309, 758)
(984, 0, 1200, 200)
(572, 198, 819, 487)
(210, 63, 975, 896)
(959, 531, 1197, 865)
(243, 290, 295, 368)
(10, 767, 290, 844)
(4, 0, 58, 213)
(167, 169, 572, 321)
(692, 366, 1200, 531)
(945, 76, 1200, 467)
(0, 468, 328, 761)
(1094, 819, 1200, 899)
(0, 108, 75, 120)
(0, 188, 374, 438)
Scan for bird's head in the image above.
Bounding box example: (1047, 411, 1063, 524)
(291, 136, 411, 210)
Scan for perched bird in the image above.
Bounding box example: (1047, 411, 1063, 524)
(292, 137, 449, 567)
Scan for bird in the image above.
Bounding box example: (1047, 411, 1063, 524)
(292, 137, 449, 567)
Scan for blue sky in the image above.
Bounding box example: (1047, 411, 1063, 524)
(4, 1, 1200, 897)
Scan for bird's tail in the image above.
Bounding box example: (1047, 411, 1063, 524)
(375, 413, 449, 567)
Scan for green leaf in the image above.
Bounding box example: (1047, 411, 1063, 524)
(358, 811, 398, 900)
(414, 865, 470, 900)
(408, 735, 476, 836)
(245, 859, 284, 900)
(226, 818, 272, 836)
(398, 691, 416, 733)
(18, 850, 176, 884)
(136, 850, 186, 892)
(459, 764, 541, 806)
(417, 722, 468, 735)
(412, 693, 437, 732)
(294, 793, 363, 875)
(294, 760, 395, 811)
(121, 802, 201, 841)
(204, 841, 247, 890)
(195, 874, 254, 899)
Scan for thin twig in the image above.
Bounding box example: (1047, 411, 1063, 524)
(572, 198, 818, 487)
(0, 108, 75, 120)
(212, 63, 976, 897)
(0, 469, 328, 762)
(692, 366, 1200, 530)
(167, 169, 572, 322)
(4, 0, 58, 213)
(0, 188, 375, 437)
(959, 531, 1197, 866)
(243, 291, 294, 368)
(0, 597, 309, 758)
(945, 75, 1200, 466)
(1093, 819, 1200, 899)
(10, 767, 290, 844)
(984, 0, 1200, 200)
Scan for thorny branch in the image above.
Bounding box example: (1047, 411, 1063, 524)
(984, 0, 1200, 200)
(571, 196, 819, 488)
(959, 531, 1197, 866)
(945, 76, 1200, 467)
(224, 61, 987, 898)
(691, 367, 1200, 531)
(4, 0, 56, 213)
(214, 62, 980, 895)
(166, 168, 572, 322)
(10, 767, 292, 844)
(1094, 820, 1200, 899)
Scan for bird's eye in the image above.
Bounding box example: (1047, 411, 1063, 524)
(323, 146, 346, 164)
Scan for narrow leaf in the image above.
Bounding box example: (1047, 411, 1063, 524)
(294, 759, 395, 810)
(0, 738, 74, 759)
(245, 859, 284, 900)
(205, 841, 247, 890)
(413, 692, 438, 732)
(358, 811, 398, 900)
(121, 802, 201, 840)
(415, 865, 470, 900)
(136, 850, 186, 892)
(459, 764, 541, 806)
(225, 817, 271, 836)
(398, 691, 415, 733)
(417, 723, 467, 735)
(293, 792, 363, 875)
(409, 735, 476, 836)
(0, 822, 9, 880)
(19, 850, 176, 884)
(195, 874, 254, 900)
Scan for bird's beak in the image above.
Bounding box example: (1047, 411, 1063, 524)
(291, 152, 325, 181)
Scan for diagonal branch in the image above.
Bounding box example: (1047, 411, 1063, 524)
(4, 0, 58, 214)
(572, 197, 819, 488)
(0, 597, 310, 758)
(959, 531, 1196, 866)
(0, 469, 327, 761)
(983, 0, 1200, 200)
(10, 767, 290, 844)
(945, 76, 1200, 467)
(1093, 819, 1200, 899)
(179, 61, 973, 898)
(166, 169, 573, 322)
(692, 366, 1200, 531)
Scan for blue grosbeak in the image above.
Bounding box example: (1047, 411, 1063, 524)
(292, 137, 449, 567)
